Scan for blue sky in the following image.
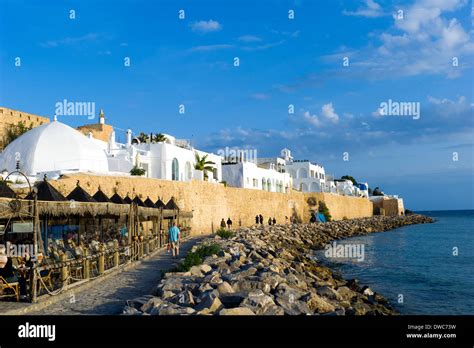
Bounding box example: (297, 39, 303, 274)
(0, 0, 473, 210)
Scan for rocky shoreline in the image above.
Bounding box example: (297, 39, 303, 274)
(124, 214, 434, 316)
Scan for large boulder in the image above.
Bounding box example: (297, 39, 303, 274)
(316, 286, 342, 300)
(301, 292, 335, 313)
(217, 281, 235, 295)
(150, 303, 196, 315)
(195, 292, 224, 313)
(219, 307, 255, 315)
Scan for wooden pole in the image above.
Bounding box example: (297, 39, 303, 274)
(30, 193, 38, 303)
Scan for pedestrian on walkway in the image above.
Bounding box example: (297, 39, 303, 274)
(168, 222, 180, 258)
(259, 214, 263, 225)
(226, 217, 233, 229)
(220, 218, 226, 229)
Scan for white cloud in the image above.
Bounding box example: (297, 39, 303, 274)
(238, 35, 262, 42)
(40, 33, 101, 48)
(334, 0, 473, 78)
(302, 103, 340, 128)
(343, 0, 385, 18)
(321, 103, 340, 123)
(303, 110, 323, 127)
(189, 44, 233, 52)
(190, 20, 222, 33)
(427, 95, 472, 116)
(372, 107, 384, 117)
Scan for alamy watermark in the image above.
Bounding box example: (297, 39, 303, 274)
(217, 146, 258, 164)
(4, 241, 39, 261)
(55, 99, 96, 120)
(378, 99, 420, 120)
(324, 241, 365, 262)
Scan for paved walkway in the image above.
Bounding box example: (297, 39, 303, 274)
(10, 236, 203, 315)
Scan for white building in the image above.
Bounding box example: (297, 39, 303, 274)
(221, 153, 291, 193)
(281, 149, 327, 193)
(108, 133, 222, 182)
(0, 120, 109, 177)
(0, 116, 222, 184)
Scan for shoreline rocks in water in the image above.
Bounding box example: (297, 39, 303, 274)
(124, 214, 433, 316)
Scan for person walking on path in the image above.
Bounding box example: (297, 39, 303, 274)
(168, 222, 180, 258)
(268, 217, 273, 226)
(272, 217, 276, 225)
(226, 218, 233, 229)
(259, 214, 264, 225)
(255, 215, 259, 225)
(220, 218, 226, 229)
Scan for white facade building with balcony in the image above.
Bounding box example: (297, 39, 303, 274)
(221, 155, 292, 193)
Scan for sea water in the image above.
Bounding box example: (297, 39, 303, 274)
(314, 210, 474, 315)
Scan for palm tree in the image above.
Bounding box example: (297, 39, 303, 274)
(137, 132, 149, 143)
(152, 133, 167, 143)
(194, 153, 215, 179)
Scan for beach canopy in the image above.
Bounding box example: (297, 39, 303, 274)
(317, 213, 327, 223)
(164, 198, 179, 210)
(26, 179, 67, 201)
(132, 196, 145, 207)
(155, 198, 165, 209)
(0, 180, 16, 198)
(109, 193, 126, 204)
(144, 197, 157, 208)
(92, 187, 111, 203)
(67, 182, 97, 203)
(123, 195, 133, 204)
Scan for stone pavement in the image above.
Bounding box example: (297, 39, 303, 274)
(3, 236, 204, 315)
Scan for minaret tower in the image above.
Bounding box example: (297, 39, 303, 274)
(99, 109, 105, 125)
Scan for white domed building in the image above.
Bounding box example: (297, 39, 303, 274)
(0, 120, 109, 177)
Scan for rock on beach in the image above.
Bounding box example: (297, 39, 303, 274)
(125, 214, 433, 316)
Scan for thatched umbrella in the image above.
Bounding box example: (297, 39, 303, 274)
(0, 180, 16, 198)
(92, 186, 110, 203)
(123, 194, 133, 204)
(109, 192, 126, 204)
(164, 197, 179, 210)
(25, 176, 67, 201)
(155, 198, 165, 209)
(67, 181, 96, 202)
(144, 196, 157, 208)
(132, 196, 145, 207)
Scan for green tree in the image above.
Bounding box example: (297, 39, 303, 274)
(2, 121, 33, 148)
(137, 132, 149, 143)
(372, 187, 384, 196)
(341, 175, 357, 185)
(318, 201, 332, 221)
(151, 133, 167, 143)
(130, 165, 146, 176)
(194, 153, 215, 179)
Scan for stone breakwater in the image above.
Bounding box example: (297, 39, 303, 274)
(124, 214, 433, 316)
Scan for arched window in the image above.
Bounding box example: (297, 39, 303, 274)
(262, 178, 267, 191)
(297, 168, 308, 179)
(185, 161, 192, 181)
(267, 178, 272, 192)
(300, 183, 308, 192)
(172, 158, 179, 181)
(310, 182, 320, 192)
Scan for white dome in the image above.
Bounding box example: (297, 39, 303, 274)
(0, 121, 109, 175)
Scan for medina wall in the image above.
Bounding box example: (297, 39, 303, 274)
(47, 174, 373, 235)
